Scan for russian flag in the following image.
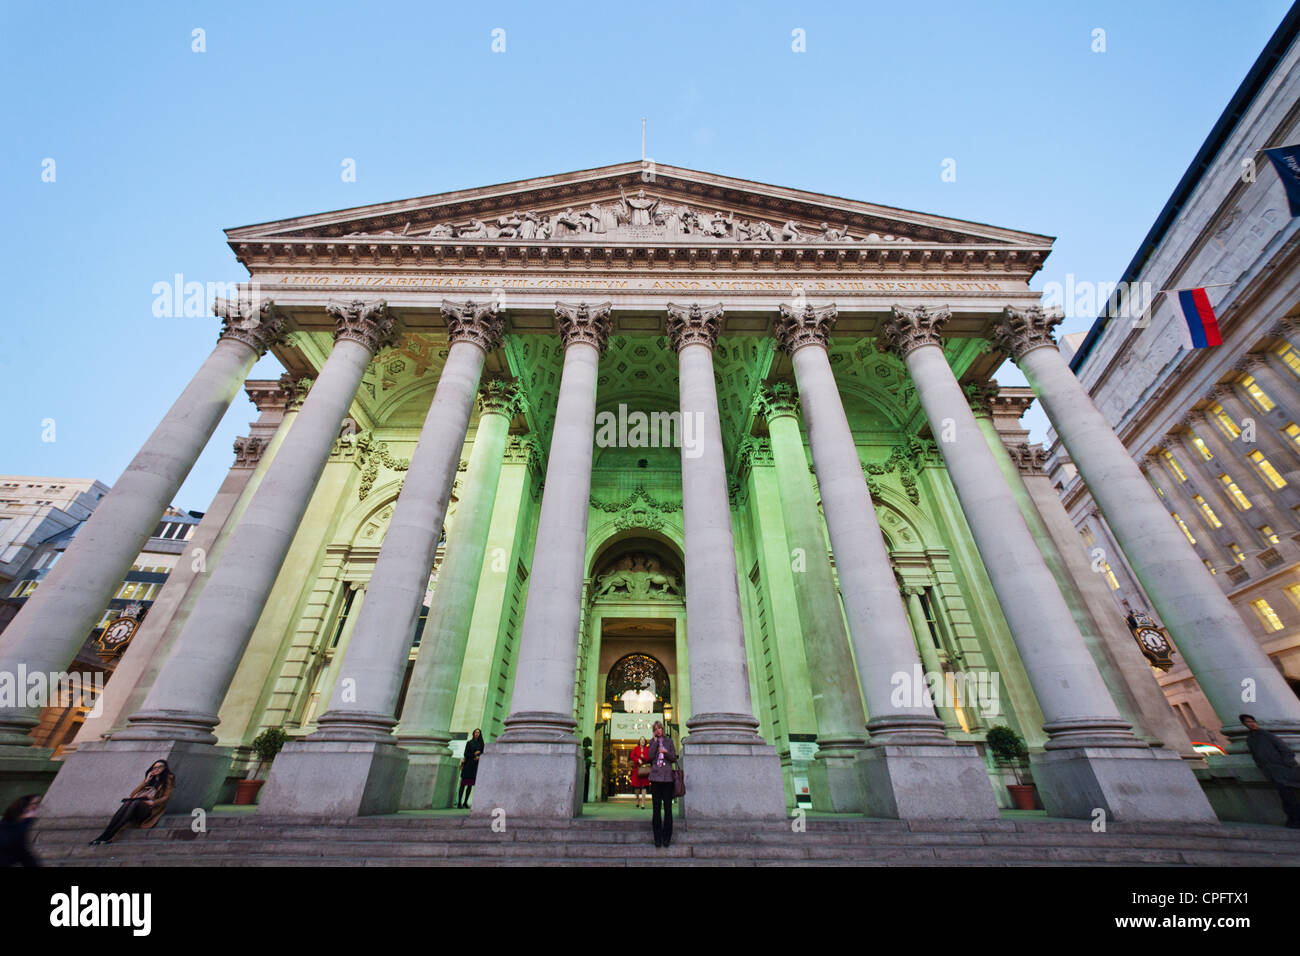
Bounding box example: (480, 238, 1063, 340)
(1175, 288, 1222, 348)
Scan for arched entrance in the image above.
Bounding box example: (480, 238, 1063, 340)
(579, 536, 688, 802)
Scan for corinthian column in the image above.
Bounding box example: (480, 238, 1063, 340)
(470, 302, 612, 819)
(258, 300, 504, 817)
(755, 382, 868, 812)
(775, 303, 998, 820)
(393, 377, 519, 810)
(995, 305, 1300, 748)
(38, 300, 402, 820)
(667, 303, 784, 819)
(882, 304, 1214, 821)
(0, 300, 286, 754)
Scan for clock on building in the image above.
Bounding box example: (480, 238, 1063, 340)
(1126, 607, 1174, 670)
(95, 604, 144, 660)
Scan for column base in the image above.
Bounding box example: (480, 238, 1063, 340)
(857, 743, 1001, 820)
(0, 749, 60, 808)
(807, 741, 868, 813)
(257, 739, 409, 817)
(37, 738, 231, 819)
(1029, 745, 1218, 821)
(469, 738, 584, 820)
(679, 713, 785, 819)
(396, 745, 460, 810)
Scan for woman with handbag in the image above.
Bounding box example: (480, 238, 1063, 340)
(645, 720, 678, 848)
(630, 736, 651, 809)
(458, 728, 485, 809)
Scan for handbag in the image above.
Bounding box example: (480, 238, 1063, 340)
(673, 765, 685, 798)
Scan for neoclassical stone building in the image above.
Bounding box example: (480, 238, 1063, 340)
(6, 162, 1296, 823)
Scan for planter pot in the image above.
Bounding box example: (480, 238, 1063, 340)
(234, 779, 266, 805)
(1007, 783, 1037, 810)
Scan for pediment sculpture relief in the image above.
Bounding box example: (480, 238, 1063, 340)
(338, 189, 918, 244)
(595, 552, 683, 601)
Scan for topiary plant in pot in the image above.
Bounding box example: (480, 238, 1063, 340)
(985, 725, 1037, 810)
(234, 727, 289, 805)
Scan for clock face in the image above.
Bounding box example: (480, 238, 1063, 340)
(1137, 627, 1169, 654)
(102, 620, 135, 646)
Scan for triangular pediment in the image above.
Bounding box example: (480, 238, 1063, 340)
(226, 161, 1052, 252)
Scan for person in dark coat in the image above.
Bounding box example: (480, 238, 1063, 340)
(0, 794, 41, 867)
(1241, 714, 1300, 828)
(645, 720, 678, 848)
(89, 760, 175, 845)
(458, 728, 484, 809)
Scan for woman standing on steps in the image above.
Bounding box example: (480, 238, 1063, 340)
(630, 736, 651, 809)
(458, 728, 484, 809)
(646, 721, 678, 848)
(88, 760, 174, 846)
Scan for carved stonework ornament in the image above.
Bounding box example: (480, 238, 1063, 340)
(754, 382, 800, 421)
(666, 302, 724, 352)
(737, 436, 775, 475)
(216, 298, 289, 356)
(1009, 441, 1048, 475)
(880, 304, 949, 358)
(327, 299, 404, 353)
(591, 485, 681, 532)
(555, 301, 614, 352)
(478, 377, 522, 418)
(860, 443, 922, 505)
(964, 380, 1001, 417)
(278, 374, 313, 410)
(441, 298, 506, 352)
(991, 305, 1062, 362)
(774, 303, 837, 354)
(594, 552, 683, 602)
(503, 434, 540, 465)
(232, 435, 268, 468)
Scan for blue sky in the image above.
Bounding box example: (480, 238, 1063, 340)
(1, 0, 1292, 511)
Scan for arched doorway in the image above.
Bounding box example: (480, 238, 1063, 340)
(601, 652, 672, 797)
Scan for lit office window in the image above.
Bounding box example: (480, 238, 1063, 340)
(1162, 450, 1188, 482)
(1249, 598, 1285, 632)
(1274, 342, 1300, 377)
(1173, 513, 1196, 545)
(1229, 543, 1246, 563)
(1190, 434, 1214, 460)
(1259, 525, 1280, 545)
(1080, 527, 1096, 547)
(1240, 375, 1276, 413)
(1248, 450, 1287, 489)
(1285, 584, 1300, 610)
(1285, 423, 1300, 450)
(1218, 473, 1252, 510)
(1203, 560, 1217, 576)
(1193, 495, 1222, 529)
(1100, 561, 1120, 590)
(1209, 403, 1241, 439)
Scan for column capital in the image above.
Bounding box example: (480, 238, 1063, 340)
(880, 304, 949, 358)
(753, 381, 800, 421)
(277, 373, 313, 411)
(503, 434, 541, 466)
(991, 305, 1063, 362)
(477, 377, 522, 418)
(774, 302, 837, 354)
(216, 298, 289, 356)
(327, 299, 404, 353)
(1231, 354, 1268, 375)
(555, 300, 613, 352)
(737, 435, 775, 472)
(1209, 383, 1238, 402)
(440, 298, 506, 352)
(964, 380, 1001, 417)
(666, 301, 724, 352)
(1009, 441, 1048, 475)
(232, 435, 269, 469)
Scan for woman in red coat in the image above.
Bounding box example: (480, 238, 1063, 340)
(629, 737, 651, 809)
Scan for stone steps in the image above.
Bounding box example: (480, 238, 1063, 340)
(31, 815, 1300, 866)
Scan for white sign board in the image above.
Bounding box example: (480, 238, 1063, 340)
(611, 712, 662, 741)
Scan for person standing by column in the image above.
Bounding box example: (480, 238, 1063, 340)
(646, 720, 678, 848)
(1241, 714, 1300, 828)
(458, 729, 485, 810)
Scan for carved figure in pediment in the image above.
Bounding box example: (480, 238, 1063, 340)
(495, 214, 523, 238)
(780, 220, 806, 242)
(704, 211, 735, 238)
(618, 186, 660, 226)
(517, 211, 540, 240)
(550, 207, 584, 236)
(428, 222, 454, 238)
(747, 220, 776, 241)
(821, 223, 851, 241)
(458, 218, 492, 239)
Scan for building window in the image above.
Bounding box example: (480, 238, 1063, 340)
(1100, 561, 1120, 591)
(1248, 450, 1288, 489)
(1285, 423, 1300, 451)
(1162, 450, 1188, 482)
(1080, 527, 1096, 547)
(1260, 525, 1280, 545)
(1249, 598, 1285, 632)
(1147, 474, 1166, 498)
(1218, 473, 1252, 510)
(1190, 434, 1214, 461)
(1203, 559, 1217, 576)
(1209, 403, 1241, 439)
(9, 580, 37, 598)
(1285, 584, 1300, 611)
(1173, 513, 1196, 545)
(1275, 342, 1300, 377)
(1229, 543, 1246, 563)
(1193, 495, 1222, 529)
(1239, 375, 1276, 413)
